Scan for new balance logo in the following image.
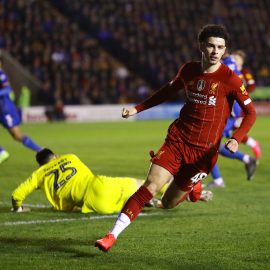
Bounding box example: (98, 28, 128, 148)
(208, 96, 216, 106)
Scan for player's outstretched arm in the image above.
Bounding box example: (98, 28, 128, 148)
(225, 138, 239, 153)
(10, 172, 39, 214)
(122, 107, 137, 119)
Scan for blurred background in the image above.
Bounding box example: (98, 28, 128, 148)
(1, 0, 270, 121)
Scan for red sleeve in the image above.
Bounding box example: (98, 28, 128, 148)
(228, 75, 256, 142)
(135, 66, 185, 113)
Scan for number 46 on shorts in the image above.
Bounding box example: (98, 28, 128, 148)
(191, 172, 207, 184)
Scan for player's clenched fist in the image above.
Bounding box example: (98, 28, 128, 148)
(122, 107, 137, 118)
(225, 138, 239, 153)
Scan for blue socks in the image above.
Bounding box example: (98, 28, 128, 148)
(22, 136, 42, 152)
(211, 163, 221, 179)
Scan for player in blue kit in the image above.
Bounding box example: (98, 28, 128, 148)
(0, 55, 42, 164)
(205, 52, 257, 188)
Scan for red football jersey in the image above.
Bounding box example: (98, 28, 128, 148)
(135, 61, 256, 150)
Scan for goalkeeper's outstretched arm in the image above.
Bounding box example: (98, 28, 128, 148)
(11, 173, 39, 213)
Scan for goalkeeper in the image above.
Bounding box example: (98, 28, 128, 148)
(11, 148, 143, 214)
(11, 148, 212, 214)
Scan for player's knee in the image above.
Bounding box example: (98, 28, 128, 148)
(187, 193, 200, 202)
(161, 197, 177, 209)
(188, 182, 202, 202)
(144, 182, 159, 196)
(143, 178, 162, 196)
(188, 189, 201, 202)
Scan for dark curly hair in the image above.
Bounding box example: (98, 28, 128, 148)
(198, 24, 230, 46)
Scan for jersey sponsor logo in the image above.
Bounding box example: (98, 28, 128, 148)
(187, 91, 207, 104)
(208, 96, 216, 106)
(240, 84, 248, 95)
(191, 172, 207, 184)
(209, 82, 219, 94)
(197, 80, 205, 91)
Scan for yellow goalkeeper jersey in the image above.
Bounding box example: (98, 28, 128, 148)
(12, 154, 95, 212)
(12, 154, 138, 214)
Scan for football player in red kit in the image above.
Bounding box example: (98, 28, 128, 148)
(95, 24, 256, 252)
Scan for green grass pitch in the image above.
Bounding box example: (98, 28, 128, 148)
(0, 116, 269, 270)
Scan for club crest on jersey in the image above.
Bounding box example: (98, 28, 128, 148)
(197, 80, 205, 91)
(209, 82, 219, 94)
(240, 84, 248, 95)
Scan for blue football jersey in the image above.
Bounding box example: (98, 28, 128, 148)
(222, 55, 241, 76)
(0, 69, 21, 128)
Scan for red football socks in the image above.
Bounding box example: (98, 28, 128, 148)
(122, 186, 153, 221)
(188, 181, 202, 202)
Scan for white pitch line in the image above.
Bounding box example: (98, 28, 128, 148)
(1, 212, 159, 226)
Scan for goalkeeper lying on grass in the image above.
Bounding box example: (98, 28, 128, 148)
(11, 148, 213, 213)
